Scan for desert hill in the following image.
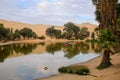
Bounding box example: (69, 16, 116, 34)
(0, 19, 97, 40)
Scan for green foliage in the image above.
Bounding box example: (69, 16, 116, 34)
(91, 32, 95, 40)
(0, 24, 38, 41)
(96, 63, 112, 70)
(63, 43, 81, 59)
(64, 22, 80, 39)
(76, 68, 90, 75)
(58, 67, 68, 73)
(54, 30, 61, 39)
(117, 4, 120, 30)
(97, 29, 116, 49)
(79, 27, 90, 40)
(70, 38, 75, 40)
(58, 65, 90, 75)
(0, 24, 11, 41)
(46, 26, 55, 38)
(0, 43, 38, 62)
(46, 26, 62, 39)
(38, 35, 45, 40)
(46, 43, 62, 54)
(45, 22, 91, 40)
(32, 32, 38, 39)
(20, 28, 33, 39)
(13, 29, 21, 40)
(117, 3, 120, 17)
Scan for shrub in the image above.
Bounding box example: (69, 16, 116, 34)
(58, 67, 67, 73)
(70, 38, 75, 40)
(58, 65, 90, 75)
(69, 70, 74, 74)
(75, 68, 90, 75)
(96, 63, 112, 70)
(39, 35, 45, 40)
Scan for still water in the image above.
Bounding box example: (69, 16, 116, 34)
(0, 42, 100, 80)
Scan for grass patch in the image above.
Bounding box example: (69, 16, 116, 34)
(58, 65, 90, 75)
(96, 63, 112, 70)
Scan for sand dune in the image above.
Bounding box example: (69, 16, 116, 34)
(0, 19, 97, 40)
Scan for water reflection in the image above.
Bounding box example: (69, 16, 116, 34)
(46, 43, 62, 54)
(0, 43, 38, 62)
(0, 42, 101, 63)
(0, 42, 100, 80)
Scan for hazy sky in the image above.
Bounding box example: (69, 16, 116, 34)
(0, 0, 98, 25)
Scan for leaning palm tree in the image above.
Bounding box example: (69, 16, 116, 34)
(92, 0, 118, 69)
(100, 0, 118, 33)
(97, 29, 116, 69)
(92, 0, 118, 32)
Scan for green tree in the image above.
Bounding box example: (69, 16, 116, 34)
(64, 22, 80, 39)
(79, 27, 89, 40)
(13, 29, 21, 40)
(93, 0, 118, 32)
(46, 26, 62, 39)
(32, 32, 38, 39)
(46, 26, 56, 39)
(39, 35, 45, 40)
(91, 32, 95, 40)
(20, 27, 37, 39)
(97, 29, 116, 69)
(0, 24, 10, 41)
(54, 30, 61, 39)
(92, 0, 118, 69)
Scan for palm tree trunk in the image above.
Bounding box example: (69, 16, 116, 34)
(99, 49, 112, 68)
(100, 0, 118, 33)
(102, 50, 111, 64)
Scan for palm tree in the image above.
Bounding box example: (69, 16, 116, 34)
(100, 0, 118, 33)
(92, 0, 118, 32)
(92, 0, 118, 69)
(97, 29, 116, 69)
(92, 0, 102, 29)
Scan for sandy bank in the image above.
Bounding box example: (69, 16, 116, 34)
(0, 39, 45, 46)
(0, 39, 86, 46)
(36, 53, 120, 80)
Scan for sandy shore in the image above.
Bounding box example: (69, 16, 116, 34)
(36, 53, 120, 80)
(0, 39, 46, 46)
(0, 39, 86, 46)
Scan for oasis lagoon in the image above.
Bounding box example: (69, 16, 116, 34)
(0, 42, 100, 80)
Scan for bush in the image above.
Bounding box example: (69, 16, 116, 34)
(70, 38, 75, 40)
(58, 65, 90, 75)
(58, 67, 68, 73)
(38, 35, 45, 40)
(76, 68, 90, 75)
(96, 63, 112, 70)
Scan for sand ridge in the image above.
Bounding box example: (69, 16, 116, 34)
(0, 19, 97, 40)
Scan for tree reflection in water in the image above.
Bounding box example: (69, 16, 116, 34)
(46, 42, 99, 59)
(63, 42, 90, 59)
(0, 42, 101, 63)
(46, 43, 62, 54)
(0, 43, 38, 62)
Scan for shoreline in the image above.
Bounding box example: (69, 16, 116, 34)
(36, 53, 120, 80)
(1, 39, 120, 80)
(35, 55, 101, 80)
(0, 39, 86, 46)
(0, 39, 45, 46)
